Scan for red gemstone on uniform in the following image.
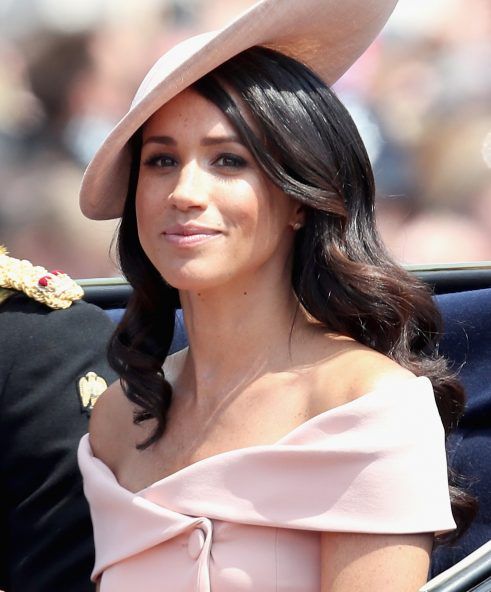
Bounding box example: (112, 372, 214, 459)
(50, 269, 64, 275)
(38, 276, 50, 287)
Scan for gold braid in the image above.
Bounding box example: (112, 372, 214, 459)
(0, 246, 84, 309)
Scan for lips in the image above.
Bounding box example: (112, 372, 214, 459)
(162, 224, 221, 246)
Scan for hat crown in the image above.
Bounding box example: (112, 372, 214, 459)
(80, 0, 399, 221)
(131, 32, 218, 109)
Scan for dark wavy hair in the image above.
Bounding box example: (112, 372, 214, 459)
(109, 46, 475, 539)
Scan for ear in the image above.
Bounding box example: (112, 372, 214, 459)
(289, 203, 306, 230)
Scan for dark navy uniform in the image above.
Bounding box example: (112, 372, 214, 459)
(0, 293, 117, 592)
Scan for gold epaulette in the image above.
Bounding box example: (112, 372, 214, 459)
(0, 246, 84, 309)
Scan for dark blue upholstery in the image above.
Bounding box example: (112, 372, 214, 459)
(103, 288, 491, 576)
(431, 289, 491, 576)
(104, 308, 188, 353)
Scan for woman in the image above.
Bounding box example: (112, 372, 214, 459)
(78, 1, 473, 590)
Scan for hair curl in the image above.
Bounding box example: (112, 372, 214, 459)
(108, 47, 476, 540)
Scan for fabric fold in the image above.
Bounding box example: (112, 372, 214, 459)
(78, 376, 456, 589)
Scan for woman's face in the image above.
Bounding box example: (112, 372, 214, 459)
(136, 88, 302, 292)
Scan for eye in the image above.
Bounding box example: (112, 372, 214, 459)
(143, 154, 177, 168)
(214, 154, 247, 168)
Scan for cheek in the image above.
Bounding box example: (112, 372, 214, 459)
(226, 195, 291, 262)
(135, 176, 165, 227)
(238, 189, 292, 240)
(209, 179, 260, 234)
(134, 194, 148, 245)
(134, 183, 162, 256)
(229, 198, 261, 234)
(135, 175, 155, 215)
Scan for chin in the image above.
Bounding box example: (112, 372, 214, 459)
(159, 268, 230, 293)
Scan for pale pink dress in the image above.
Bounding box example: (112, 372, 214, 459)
(78, 376, 456, 591)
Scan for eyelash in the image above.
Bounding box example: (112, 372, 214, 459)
(214, 154, 247, 168)
(143, 154, 176, 168)
(142, 153, 247, 170)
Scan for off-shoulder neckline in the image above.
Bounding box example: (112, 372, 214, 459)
(81, 376, 431, 496)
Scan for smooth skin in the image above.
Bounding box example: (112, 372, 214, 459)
(91, 89, 433, 591)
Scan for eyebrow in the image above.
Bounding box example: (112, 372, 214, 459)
(142, 135, 243, 147)
(201, 135, 242, 146)
(142, 135, 176, 147)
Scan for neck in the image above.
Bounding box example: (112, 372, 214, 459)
(176, 269, 307, 404)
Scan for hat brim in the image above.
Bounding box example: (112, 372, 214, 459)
(80, 0, 397, 220)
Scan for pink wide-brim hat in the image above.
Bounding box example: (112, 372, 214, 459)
(80, 0, 398, 221)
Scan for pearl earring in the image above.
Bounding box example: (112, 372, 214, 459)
(292, 222, 302, 231)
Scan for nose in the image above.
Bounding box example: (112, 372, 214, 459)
(168, 161, 209, 211)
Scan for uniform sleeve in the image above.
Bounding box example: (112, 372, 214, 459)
(0, 296, 118, 591)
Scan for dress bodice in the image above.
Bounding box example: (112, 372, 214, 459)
(78, 376, 455, 591)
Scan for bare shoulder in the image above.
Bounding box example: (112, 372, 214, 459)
(345, 343, 416, 395)
(89, 379, 137, 470)
(308, 335, 416, 415)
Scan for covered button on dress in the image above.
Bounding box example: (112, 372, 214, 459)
(78, 376, 456, 591)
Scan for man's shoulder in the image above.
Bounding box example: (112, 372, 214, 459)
(0, 245, 110, 337)
(0, 296, 118, 415)
(0, 294, 115, 352)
